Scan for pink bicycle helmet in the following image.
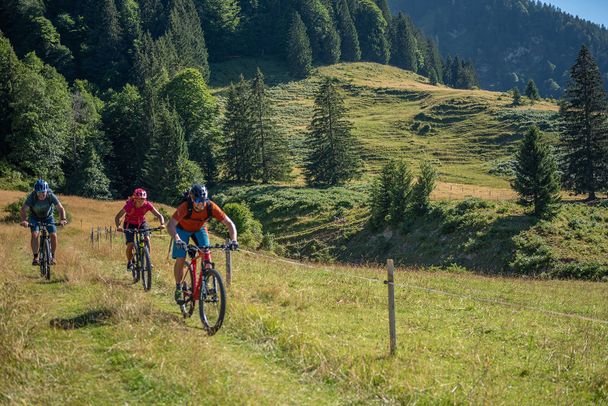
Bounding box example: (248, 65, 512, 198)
(133, 188, 147, 199)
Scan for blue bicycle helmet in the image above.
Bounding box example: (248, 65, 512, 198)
(190, 184, 208, 203)
(34, 179, 50, 192)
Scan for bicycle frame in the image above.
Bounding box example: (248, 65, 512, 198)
(182, 244, 227, 306)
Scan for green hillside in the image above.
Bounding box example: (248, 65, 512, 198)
(1, 192, 607, 404)
(207, 61, 603, 276)
(212, 60, 561, 188)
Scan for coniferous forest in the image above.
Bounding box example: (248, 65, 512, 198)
(0, 0, 479, 201)
(389, 0, 608, 97)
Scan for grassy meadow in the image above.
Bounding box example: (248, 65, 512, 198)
(1, 191, 608, 404)
(211, 60, 561, 188)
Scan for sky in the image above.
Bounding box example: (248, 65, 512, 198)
(543, 1, 608, 27)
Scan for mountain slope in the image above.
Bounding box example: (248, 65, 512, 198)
(389, 0, 608, 96)
(211, 60, 561, 188)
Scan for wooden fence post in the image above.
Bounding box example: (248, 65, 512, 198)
(386, 259, 397, 356)
(90, 227, 94, 248)
(225, 239, 232, 288)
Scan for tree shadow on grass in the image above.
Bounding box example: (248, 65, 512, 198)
(50, 309, 113, 330)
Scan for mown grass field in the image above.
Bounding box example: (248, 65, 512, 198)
(2, 191, 608, 404)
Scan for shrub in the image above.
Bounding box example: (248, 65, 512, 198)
(549, 262, 608, 281)
(221, 202, 263, 248)
(509, 234, 555, 275)
(3, 198, 25, 223)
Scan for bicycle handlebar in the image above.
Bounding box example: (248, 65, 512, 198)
(121, 226, 164, 234)
(27, 222, 64, 227)
(186, 243, 237, 252)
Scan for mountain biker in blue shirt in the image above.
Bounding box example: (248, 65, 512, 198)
(19, 180, 68, 265)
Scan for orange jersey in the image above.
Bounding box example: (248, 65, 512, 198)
(172, 200, 227, 232)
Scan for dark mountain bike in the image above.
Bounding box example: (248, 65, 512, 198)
(28, 222, 56, 280)
(123, 226, 163, 291)
(178, 244, 233, 335)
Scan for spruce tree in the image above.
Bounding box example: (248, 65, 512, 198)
(64, 81, 107, 195)
(304, 78, 361, 186)
(354, 0, 390, 64)
(387, 160, 413, 224)
(223, 76, 257, 182)
(525, 79, 540, 102)
(559, 45, 608, 200)
(390, 13, 418, 72)
(167, 0, 210, 81)
(335, 0, 361, 62)
(512, 87, 522, 106)
(411, 161, 438, 214)
(250, 68, 291, 182)
(512, 126, 561, 217)
(103, 84, 146, 197)
(141, 102, 203, 203)
(370, 160, 396, 227)
(298, 0, 341, 64)
(286, 12, 313, 78)
(71, 142, 112, 199)
(83, 0, 128, 89)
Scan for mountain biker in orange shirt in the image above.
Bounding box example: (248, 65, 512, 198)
(167, 184, 238, 304)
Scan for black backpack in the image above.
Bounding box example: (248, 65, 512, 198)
(176, 190, 212, 221)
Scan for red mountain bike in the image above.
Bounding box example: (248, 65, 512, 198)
(178, 244, 232, 335)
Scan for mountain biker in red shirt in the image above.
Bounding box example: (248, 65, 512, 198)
(114, 188, 165, 271)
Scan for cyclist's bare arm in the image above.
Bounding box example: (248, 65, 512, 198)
(167, 217, 180, 241)
(56, 203, 68, 225)
(115, 208, 125, 231)
(19, 202, 29, 227)
(221, 216, 237, 242)
(150, 207, 165, 228)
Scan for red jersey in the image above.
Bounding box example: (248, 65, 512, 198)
(123, 199, 155, 226)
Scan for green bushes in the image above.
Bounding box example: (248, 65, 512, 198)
(221, 202, 263, 249)
(3, 198, 25, 223)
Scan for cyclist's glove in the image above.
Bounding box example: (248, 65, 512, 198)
(229, 240, 239, 251)
(175, 239, 188, 251)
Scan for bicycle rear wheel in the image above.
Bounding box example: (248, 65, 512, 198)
(199, 268, 226, 335)
(180, 263, 195, 318)
(141, 246, 152, 291)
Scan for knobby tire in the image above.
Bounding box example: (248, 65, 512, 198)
(199, 268, 226, 335)
(141, 246, 152, 291)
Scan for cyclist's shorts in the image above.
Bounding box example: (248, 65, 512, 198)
(29, 215, 56, 233)
(124, 221, 149, 244)
(172, 226, 210, 259)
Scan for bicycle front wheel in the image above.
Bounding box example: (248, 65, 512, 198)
(141, 247, 152, 291)
(199, 268, 226, 335)
(42, 238, 51, 280)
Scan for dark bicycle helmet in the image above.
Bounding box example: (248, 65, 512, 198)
(190, 184, 208, 203)
(34, 179, 50, 192)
